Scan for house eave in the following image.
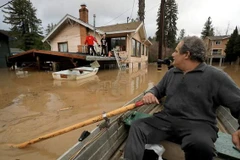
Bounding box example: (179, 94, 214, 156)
(105, 30, 136, 35)
(42, 14, 105, 42)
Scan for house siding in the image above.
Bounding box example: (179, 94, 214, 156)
(127, 32, 148, 70)
(211, 39, 229, 56)
(51, 24, 80, 52)
(204, 37, 229, 56)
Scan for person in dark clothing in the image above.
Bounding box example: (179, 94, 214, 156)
(100, 33, 108, 56)
(124, 36, 240, 160)
(85, 33, 99, 56)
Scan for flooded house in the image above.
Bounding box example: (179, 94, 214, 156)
(204, 35, 230, 66)
(41, 4, 152, 71)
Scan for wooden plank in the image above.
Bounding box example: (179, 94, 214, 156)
(216, 106, 238, 134)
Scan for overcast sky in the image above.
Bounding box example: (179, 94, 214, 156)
(0, 0, 240, 38)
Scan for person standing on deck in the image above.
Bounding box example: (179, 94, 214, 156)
(85, 32, 99, 56)
(124, 36, 240, 160)
(100, 33, 108, 56)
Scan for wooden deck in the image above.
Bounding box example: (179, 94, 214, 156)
(7, 49, 117, 70)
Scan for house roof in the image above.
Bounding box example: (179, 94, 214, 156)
(97, 21, 142, 34)
(207, 35, 230, 41)
(42, 14, 151, 45)
(0, 30, 9, 37)
(97, 21, 151, 45)
(42, 14, 105, 42)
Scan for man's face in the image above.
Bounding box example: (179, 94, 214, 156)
(172, 41, 187, 67)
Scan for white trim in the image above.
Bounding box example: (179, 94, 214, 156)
(135, 22, 143, 33)
(105, 30, 136, 35)
(42, 14, 105, 42)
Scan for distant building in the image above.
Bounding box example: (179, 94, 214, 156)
(0, 30, 11, 68)
(204, 35, 230, 66)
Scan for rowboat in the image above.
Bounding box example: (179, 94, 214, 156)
(52, 61, 100, 81)
(52, 67, 99, 80)
(53, 75, 100, 87)
(58, 92, 240, 160)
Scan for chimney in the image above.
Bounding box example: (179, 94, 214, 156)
(79, 4, 88, 23)
(78, 4, 88, 53)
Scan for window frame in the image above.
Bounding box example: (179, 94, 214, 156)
(58, 42, 68, 52)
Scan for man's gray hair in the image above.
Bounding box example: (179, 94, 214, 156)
(180, 36, 206, 62)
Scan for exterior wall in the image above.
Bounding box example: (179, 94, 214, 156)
(211, 39, 229, 56)
(51, 24, 80, 52)
(204, 38, 229, 56)
(126, 31, 149, 71)
(78, 24, 88, 52)
(0, 33, 10, 68)
(204, 37, 229, 66)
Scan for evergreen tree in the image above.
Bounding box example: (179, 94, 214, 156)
(225, 27, 238, 62)
(177, 29, 185, 42)
(233, 34, 240, 58)
(156, 0, 178, 49)
(46, 23, 56, 36)
(2, 0, 43, 50)
(138, 0, 145, 22)
(201, 17, 214, 39)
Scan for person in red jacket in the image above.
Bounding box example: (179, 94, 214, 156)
(85, 33, 99, 55)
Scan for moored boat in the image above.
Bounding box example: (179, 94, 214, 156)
(52, 67, 99, 80)
(52, 61, 100, 81)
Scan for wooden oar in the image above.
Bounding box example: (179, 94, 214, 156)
(10, 101, 144, 148)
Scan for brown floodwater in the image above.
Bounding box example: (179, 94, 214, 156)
(0, 63, 239, 160)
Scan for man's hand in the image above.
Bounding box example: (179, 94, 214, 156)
(232, 130, 240, 150)
(142, 92, 159, 104)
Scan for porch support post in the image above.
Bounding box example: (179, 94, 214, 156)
(36, 56, 40, 70)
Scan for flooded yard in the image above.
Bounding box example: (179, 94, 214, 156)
(0, 63, 239, 160)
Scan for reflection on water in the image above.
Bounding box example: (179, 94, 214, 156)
(15, 70, 29, 78)
(0, 63, 239, 160)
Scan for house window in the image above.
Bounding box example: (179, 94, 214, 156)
(131, 38, 141, 57)
(142, 45, 145, 55)
(136, 41, 141, 57)
(58, 42, 68, 52)
(132, 39, 136, 56)
(212, 49, 222, 55)
(215, 41, 221, 45)
(111, 37, 126, 51)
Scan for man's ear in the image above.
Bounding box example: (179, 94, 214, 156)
(185, 51, 191, 59)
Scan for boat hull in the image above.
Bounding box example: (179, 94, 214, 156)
(58, 98, 239, 160)
(58, 93, 161, 160)
(52, 67, 99, 81)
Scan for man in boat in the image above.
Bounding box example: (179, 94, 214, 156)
(85, 32, 99, 56)
(124, 36, 240, 160)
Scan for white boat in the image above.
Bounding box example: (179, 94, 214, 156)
(52, 67, 99, 80)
